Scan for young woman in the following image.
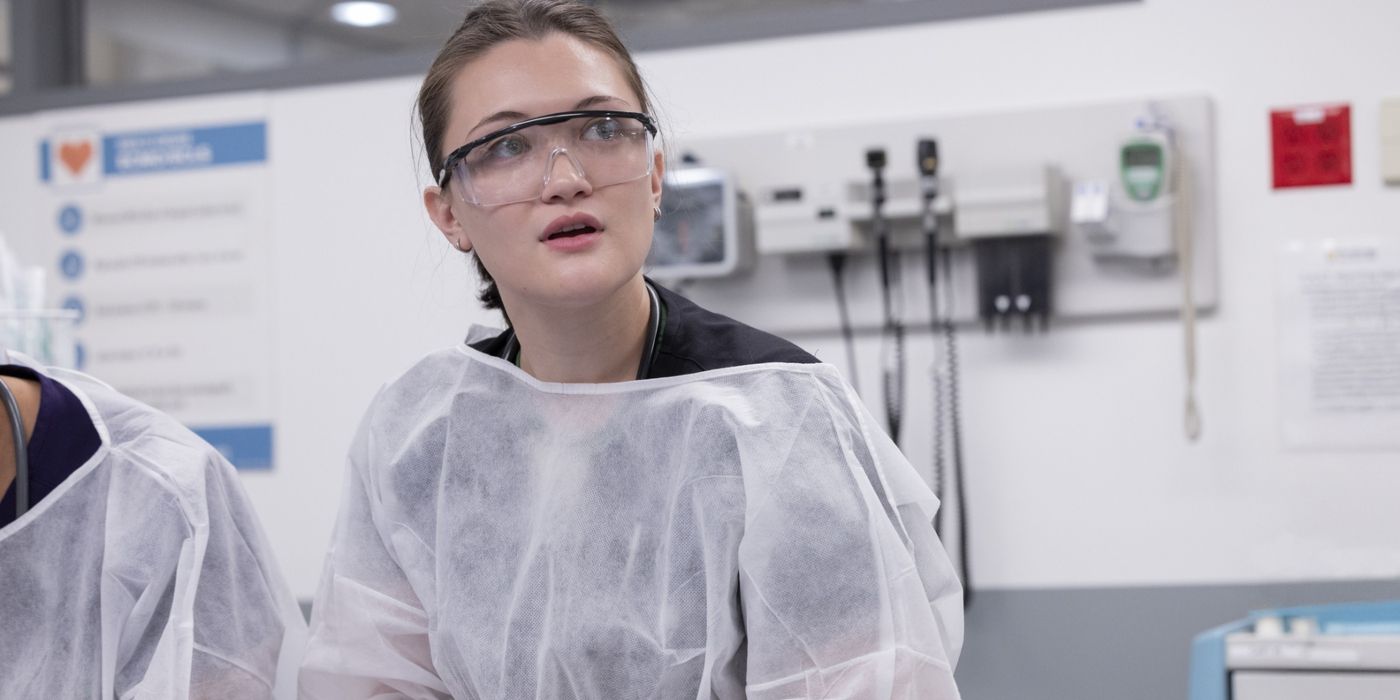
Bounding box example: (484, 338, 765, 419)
(300, 1, 964, 697)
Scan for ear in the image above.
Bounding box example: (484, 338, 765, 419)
(424, 185, 472, 253)
(650, 149, 665, 211)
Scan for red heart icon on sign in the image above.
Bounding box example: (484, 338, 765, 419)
(59, 141, 93, 176)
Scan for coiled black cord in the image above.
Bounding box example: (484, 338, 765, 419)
(883, 322, 905, 444)
(866, 148, 905, 446)
(916, 137, 969, 605)
(939, 248, 971, 606)
(931, 280, 947, 529)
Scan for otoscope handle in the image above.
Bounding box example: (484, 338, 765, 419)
(918, 138, 941, 288)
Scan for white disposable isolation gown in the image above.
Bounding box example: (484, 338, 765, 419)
(301, 339, 963, 699)
(0, 355, 306, 698)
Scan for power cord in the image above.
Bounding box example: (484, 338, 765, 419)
(867, 148, 905, 445)
(940, 256, 971, 605)
(919, 137, 970, 605)
(827, 252, 862, 396)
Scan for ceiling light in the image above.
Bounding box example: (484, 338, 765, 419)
(331, 2, 398, 28)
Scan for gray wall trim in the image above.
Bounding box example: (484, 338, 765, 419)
(10, 0, 85, 94)
(0, 50, 439, 116)
(294, 577, 1399, 698)
(956, 578, 1400, 700)
(619, 0, 1135, 55)
(0, 0, 1137, 117)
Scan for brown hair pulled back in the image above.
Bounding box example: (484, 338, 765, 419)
(418, 0, 654, 312)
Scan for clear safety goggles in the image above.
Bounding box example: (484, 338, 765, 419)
(438, 110, 658, 207)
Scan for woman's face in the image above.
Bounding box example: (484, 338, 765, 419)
(425, 33, 663, 314)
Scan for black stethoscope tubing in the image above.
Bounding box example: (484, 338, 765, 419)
(500, 281, 662, 381)
(0, 377, 28, 518)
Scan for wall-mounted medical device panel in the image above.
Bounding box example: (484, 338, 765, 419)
(666, 95, 1217, 336)
(753, 180, 860, 255)
(1073, 126, 1181, 262)
(952, 167, 1064, 330)
(645, 166, 755, 280)
(954, 166, 1066, 241)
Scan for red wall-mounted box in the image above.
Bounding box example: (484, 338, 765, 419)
(1271, 104, 1352, 189)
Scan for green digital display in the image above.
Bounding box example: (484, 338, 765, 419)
(1121, 140, 1167, 202)
(1123, 143, 1163, 167)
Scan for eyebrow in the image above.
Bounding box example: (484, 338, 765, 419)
(468, 95, 630, 135)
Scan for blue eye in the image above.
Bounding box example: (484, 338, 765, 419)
(582, 118, 622, 141)
(485, 135, 529, 161)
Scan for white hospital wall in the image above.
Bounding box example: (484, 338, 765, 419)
(255, 78, 498, 594)
(0, 0, 1397, 600)
(635, 0, 1400, 590)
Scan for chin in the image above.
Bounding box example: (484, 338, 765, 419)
(531, 262, 642, 309)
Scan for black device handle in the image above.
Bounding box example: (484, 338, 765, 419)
(866, 148, 891, 320)
(918, 139, 940, 285)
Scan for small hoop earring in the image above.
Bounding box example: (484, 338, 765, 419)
(454, 238, 468, 252)
(653, 206, 662, 222)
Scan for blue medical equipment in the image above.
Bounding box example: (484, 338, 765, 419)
(1190, 600, 1400, 700)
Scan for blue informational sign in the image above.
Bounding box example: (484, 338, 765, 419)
(40, 121, 267, 182)
(193, 424, 275, 471)
(104, 123, 267, 176)
(39, 109, 279, 472)
(58, 204, 83, 235)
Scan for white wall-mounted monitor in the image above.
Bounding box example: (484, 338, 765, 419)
(646, 167, 753, 279)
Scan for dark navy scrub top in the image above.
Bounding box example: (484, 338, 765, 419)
(0, 366, 102, 528)
(469, 281, 820, 377)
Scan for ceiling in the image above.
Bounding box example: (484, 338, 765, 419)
(143, 0, 871, 50)
(170, 0, 460, 52)
(78, 0, 882, 85)
(58, 0, 1122, 88)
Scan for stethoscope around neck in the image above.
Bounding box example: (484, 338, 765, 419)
(0, 374, 29, 518)
(500, 280, 663, 381)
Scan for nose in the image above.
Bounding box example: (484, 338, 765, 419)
(540, 147, 593, 203)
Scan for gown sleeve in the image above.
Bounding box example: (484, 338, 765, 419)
(299, 405, 451, 700)
(185, 450, 309, 699)
(105, 445, 307, 699)
(735, 374, 963, 699)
